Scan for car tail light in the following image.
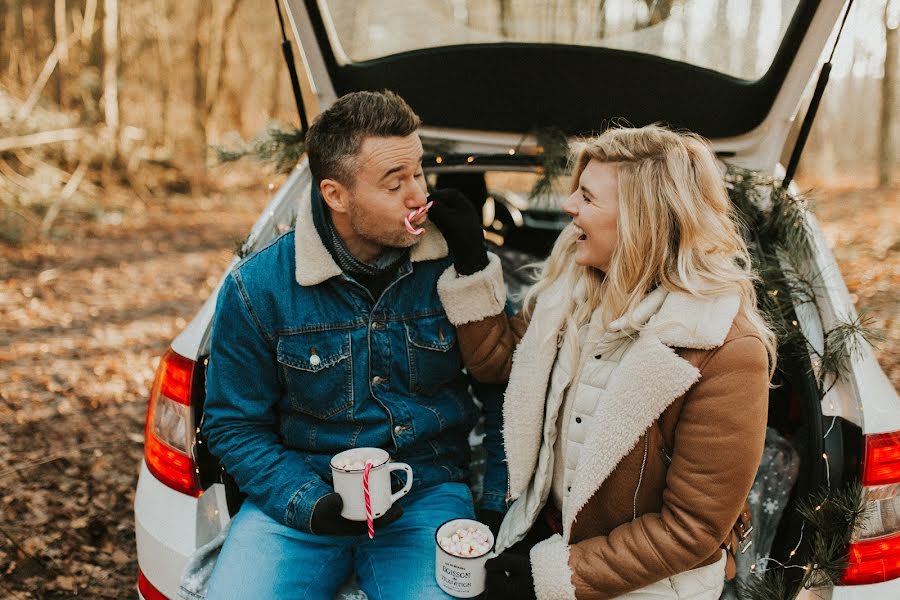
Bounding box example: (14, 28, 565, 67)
(144, 349, 200, 496)
(841, 431, 900, 585)
(137, 569, 172, 600)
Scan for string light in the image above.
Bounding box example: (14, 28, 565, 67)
(824, 416, 837, 439)
(508, 148, 515, 155)
(268, 183, 275, 191)
(466, 156, 475, 163)
(435, 156, 443, 164)
(789, 522, 806, 558)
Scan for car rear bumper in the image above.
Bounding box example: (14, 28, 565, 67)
(795, 576, 900, 600)
(135, 460, 200, 600)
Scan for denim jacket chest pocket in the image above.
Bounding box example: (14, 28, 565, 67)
(277, 331, 353, 419)
(405, 316, 463, 395)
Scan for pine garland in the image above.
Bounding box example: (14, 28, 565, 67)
(726, 166, 877, 599)
(725, 166, 881, 397)
(737, 484, 866, 600)
(213, 124, 306, 174)
(529, 127, 570, 200)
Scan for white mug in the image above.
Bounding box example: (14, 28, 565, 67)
(434, 518, 497, 598)
(330, 447, 413, 521)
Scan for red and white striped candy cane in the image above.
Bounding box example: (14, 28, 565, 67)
(363, 460, 374, 539)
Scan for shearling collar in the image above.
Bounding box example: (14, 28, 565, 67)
(648, 287, 741, 349)
(293, 181, 449, 287)
(500, 279, 742, 525)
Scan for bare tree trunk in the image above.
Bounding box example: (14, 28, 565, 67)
(741, 0, 762, 79)
(55, 0, 69, 107)
(879, 3, 898, 188)
(192, 2, 208, 170)
(498, 0, 511, 39)
(595, 0, 607, 39)
(82, 0, 98, 46)
(154, 0, 173, 149)
(2, 0, 25, 83)
(43, 1, 61, 105)
(103, 0, 119, 147)
(205, 0, 239, 115)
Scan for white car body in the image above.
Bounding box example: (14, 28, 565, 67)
(136, 1, 899, 598)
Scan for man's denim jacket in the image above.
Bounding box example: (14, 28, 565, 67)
(203, 189, 510, 533)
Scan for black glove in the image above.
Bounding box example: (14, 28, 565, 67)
(427, 188, 489, 275)
(477, 508, 505, 540)
(485, 551, 536, 600)
(310, 492, 403, 536)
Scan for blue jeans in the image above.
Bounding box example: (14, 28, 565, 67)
(206, 482, 475, 600)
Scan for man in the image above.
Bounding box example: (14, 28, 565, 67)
(202, 90, 509, 599)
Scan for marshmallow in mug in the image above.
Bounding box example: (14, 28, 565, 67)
(438, 526, 492, 558)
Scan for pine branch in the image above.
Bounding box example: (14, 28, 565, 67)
(232, 232, 251, 259)
(737, 569, 791, 600)
(529, 127, 569, 199)
(212, 123, 306, 173)
(797, 484, 865, 590)
(818, 314, 883, 393)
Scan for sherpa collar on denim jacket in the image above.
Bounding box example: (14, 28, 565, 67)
(294, 180, 449, 287)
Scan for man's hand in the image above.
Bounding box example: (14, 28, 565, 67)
(477, 508, 505, 540)
(427, 188, 489, 275)
(310, 492, 403, 536)
(485, 551, 536, 600)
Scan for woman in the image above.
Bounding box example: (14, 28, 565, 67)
(434, 125, 774, 600)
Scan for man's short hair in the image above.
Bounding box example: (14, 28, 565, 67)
(305, 90, 421, 186)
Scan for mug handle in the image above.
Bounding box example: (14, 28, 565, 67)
(388, 462, 414, 504)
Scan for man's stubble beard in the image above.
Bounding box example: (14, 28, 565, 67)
(347, 202, 420, 251)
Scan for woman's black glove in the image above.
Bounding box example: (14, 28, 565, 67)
(427, 188, 489, 275)
(484, 551, 536, 600)
(477, 508, 505, 540)
(310, 492, 403, 536)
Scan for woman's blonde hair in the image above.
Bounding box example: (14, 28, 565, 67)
(525, 124, 776, 371)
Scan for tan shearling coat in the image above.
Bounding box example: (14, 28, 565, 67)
(436, 266, 769, 600)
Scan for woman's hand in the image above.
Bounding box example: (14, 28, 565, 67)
(427, 188, 489, 275)
(484, 551, 536, 600)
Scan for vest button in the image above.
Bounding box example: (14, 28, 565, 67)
(575, 417, 582, 424)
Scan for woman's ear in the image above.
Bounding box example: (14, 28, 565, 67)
(319, 179, 349, 215)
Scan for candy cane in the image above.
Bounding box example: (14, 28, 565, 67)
(363, 459, 374, 539)
(404, 200, 434, 236)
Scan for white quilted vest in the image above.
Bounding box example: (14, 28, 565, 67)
(549, 286, 669, 511)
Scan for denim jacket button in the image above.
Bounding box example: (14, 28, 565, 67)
(372, 375, 384, 385)
(309, 354, 321, 366)
(394, 425, 406, 434)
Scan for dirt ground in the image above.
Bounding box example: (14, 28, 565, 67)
(0, 188, 269, 598)
(0, 181, 897, 598)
